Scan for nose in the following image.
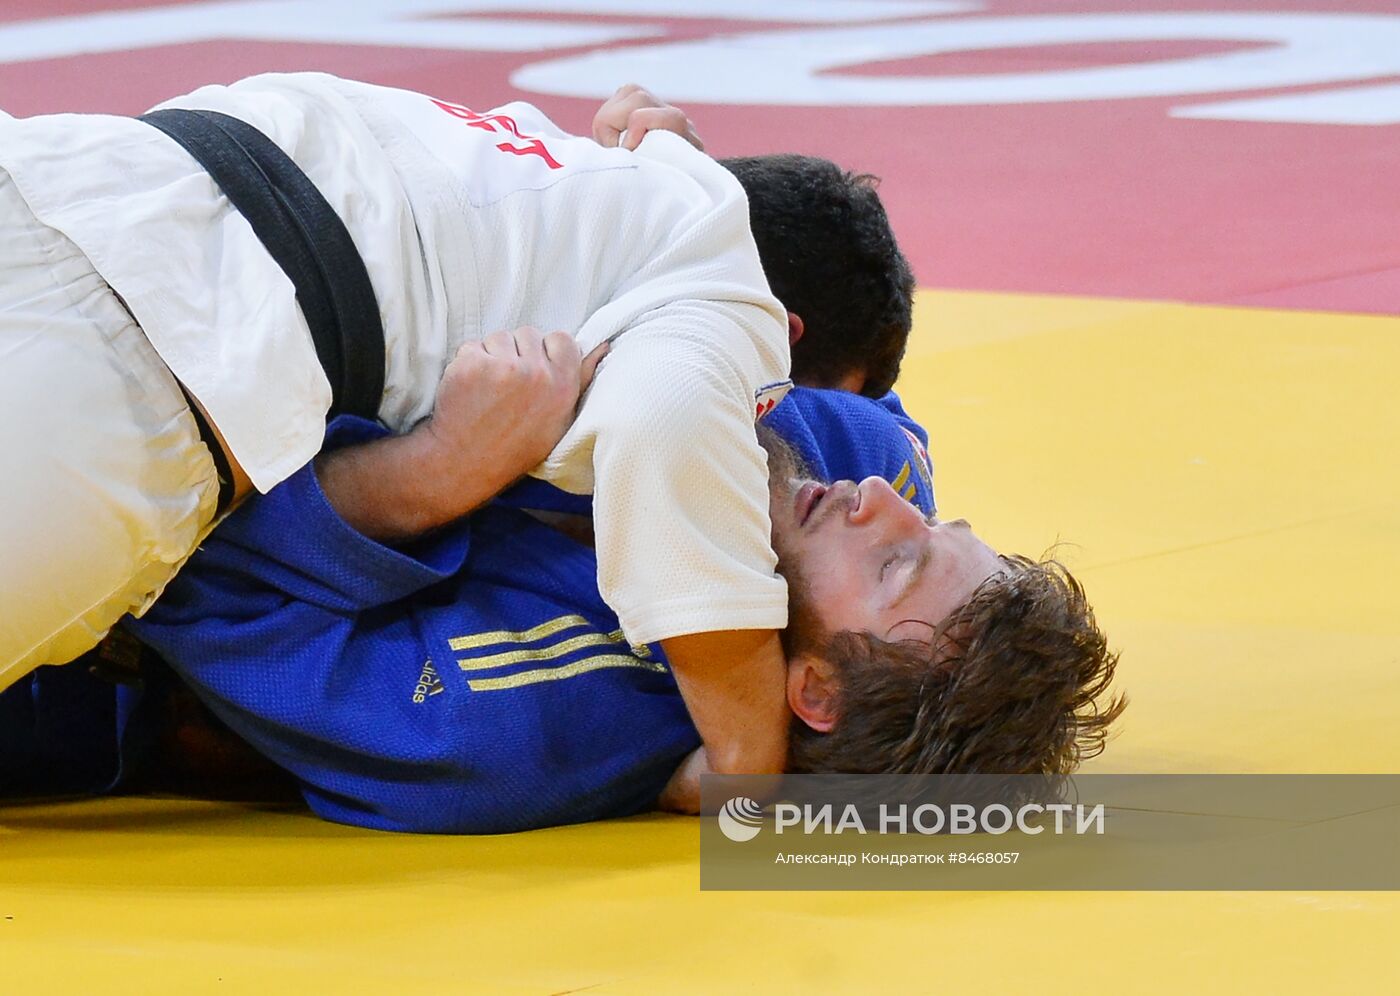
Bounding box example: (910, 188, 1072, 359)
(849, 476, 908, 525)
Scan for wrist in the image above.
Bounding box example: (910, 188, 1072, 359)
(406, 421, 511, 526)
(707, 738, 787, 776)
(316, 425, 506, 543)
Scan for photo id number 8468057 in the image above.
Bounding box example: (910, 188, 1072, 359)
(948, 852, 1020, 865)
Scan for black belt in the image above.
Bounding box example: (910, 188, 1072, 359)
(139, 108, 386, 427)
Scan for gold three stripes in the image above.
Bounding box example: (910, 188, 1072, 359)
(900, 426, 935, 497)
(467, 655, 663, 692)
(449, 614, 661, 692)
(449, 614, 590, 651)
(892, 461, 917, 502)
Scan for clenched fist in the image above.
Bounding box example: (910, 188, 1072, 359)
(315, 327, 606, 543)
(426, 326, 606, 486)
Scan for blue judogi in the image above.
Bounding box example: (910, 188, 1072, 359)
(767, 388, 934, 510)
(5, 388, 934, 833)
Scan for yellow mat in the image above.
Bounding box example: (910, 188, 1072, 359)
(4, 290, 1398, 993)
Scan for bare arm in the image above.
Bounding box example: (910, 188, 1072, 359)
(317, 328, 605, 542)
(312, 426, 495, 543)
(660, 629, 789, 777)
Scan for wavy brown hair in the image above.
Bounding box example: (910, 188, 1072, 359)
(787, 555, 1124, 776)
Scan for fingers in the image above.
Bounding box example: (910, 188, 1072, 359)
(593, 84, 702, 152)
(512, 325, 547, 364)
(484, 327, 586, 392)
(593, 83, 646, 147)
(432, 328, 595, 478)
(467, 327, 598, 407)
(480, 327, 522, 358)
(593, 119, 622, 150)
(541, 331, 584, 402)
(541, 328, 580, 367)
(623, 105, 702, 152)
(593, 83, 637, 147)
(608, 86, 664, 148)
(579, 340, 611, 392)
(482, 326, 558, 363)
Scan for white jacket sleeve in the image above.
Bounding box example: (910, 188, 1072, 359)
(537, 298, 790, 646)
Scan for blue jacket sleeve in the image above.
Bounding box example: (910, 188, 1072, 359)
(182, 416, 474, 613)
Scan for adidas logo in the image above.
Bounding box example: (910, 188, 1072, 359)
(412, 659, 445, 704)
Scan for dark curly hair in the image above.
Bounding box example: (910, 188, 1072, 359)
(721, 154, 914, 398)
(788, 555, 1125, 776)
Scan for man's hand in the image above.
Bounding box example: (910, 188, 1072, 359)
(658, 747, 709, 815)
(425, 327, 604, 490)
(316, 327, 606, 543)
(592, 83, 704, 152)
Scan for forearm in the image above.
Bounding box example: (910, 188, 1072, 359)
(317, 327, 604, 544)
(314, 425, 509, 543)
(660, 629, 790, 776)
(169, 328, 595, 611)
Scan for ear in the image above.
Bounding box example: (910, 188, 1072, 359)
(831, 367, 868, 395)
(786, 653, 839, 733)
(787, 311, 805, 347)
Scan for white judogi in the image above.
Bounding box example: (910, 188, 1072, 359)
(0, 73, 790, 686)
(0, 171, 221, 682)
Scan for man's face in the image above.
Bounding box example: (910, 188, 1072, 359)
(771, 475, 1006, 648)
